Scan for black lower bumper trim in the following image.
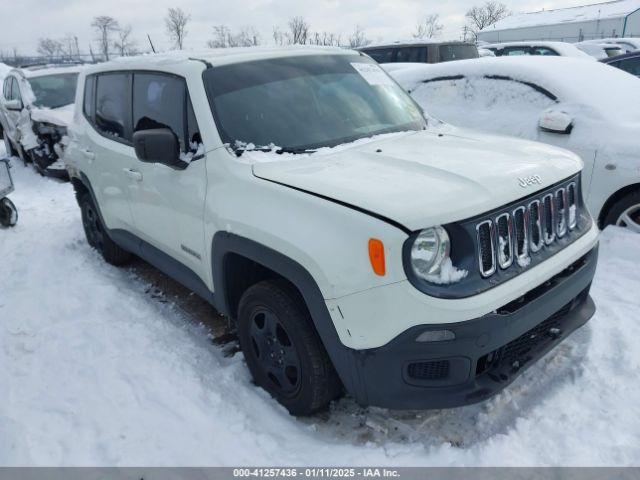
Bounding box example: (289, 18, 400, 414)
(342, 245, 598, 410)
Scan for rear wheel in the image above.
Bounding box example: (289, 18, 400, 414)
(237, 280, 342, 416)
(604, 190, 640, 233)
(79, 192, 132, 265)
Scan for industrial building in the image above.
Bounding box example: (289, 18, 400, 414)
(477, 0, 640, 43)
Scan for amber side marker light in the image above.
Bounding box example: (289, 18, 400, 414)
(368, 238, 386, 276)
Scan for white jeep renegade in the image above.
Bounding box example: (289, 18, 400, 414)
(65, 47, 599, 415)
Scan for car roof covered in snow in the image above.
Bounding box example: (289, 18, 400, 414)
(83, 46, 355, 75)
(484, 41, 594, 59)
(482, 0, 640, 31)
(389, 56, 640, 122)
(10, 64, 85, 79)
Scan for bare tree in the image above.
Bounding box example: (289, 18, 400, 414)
(465, 1, 509, 39)
(37, 38, 63, 59)
(348, 25, 371, 48)
(272, 26, 287, 45)
(413, 14, 444, 39)
(308, 31, 341, 47)
(288, 16, 309, 45)
(206, 25, 231, 48)
(92, 15, 119, 60)
(165, 7, 190, 50)
(207, 25, 260, 48)
(114, 25, 136, 56)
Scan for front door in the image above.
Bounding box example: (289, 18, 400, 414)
(125, 72, 207, 277)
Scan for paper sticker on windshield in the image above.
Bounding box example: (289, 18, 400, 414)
(351, 63, 395, 86)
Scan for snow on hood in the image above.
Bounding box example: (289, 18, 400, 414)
(389, 57, 640, 124)
(250, 127, 582, 230)
(30, 104, 74, 128)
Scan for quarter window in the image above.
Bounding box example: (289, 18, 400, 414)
(95, 73, 131, 142)
(83, 75, 96, 123)
(2, 78, 10, 100)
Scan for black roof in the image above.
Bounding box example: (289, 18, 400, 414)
(600, 51, 640, 64)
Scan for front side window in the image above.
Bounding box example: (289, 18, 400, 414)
(439, 44, 479, 62)
(10, 78, 22, 102)
(203, 54, 425, 152)
(133, 73, 187, 151)
(28, 73, 78, 109)
(95, 73, 131, 141)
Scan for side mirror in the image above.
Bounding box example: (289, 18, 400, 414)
(3, 99, 23, 111)
(539, 109, 573, 134)
(133, 128, 182, 168)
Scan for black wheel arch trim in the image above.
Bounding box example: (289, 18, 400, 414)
(211, 231, 365, 399)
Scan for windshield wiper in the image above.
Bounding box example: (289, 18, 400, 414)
(275, 147, 316, 155)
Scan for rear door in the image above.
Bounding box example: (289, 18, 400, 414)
(82, 72, 137, 231)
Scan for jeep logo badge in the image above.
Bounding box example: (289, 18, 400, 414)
(518, 175, 542, 188)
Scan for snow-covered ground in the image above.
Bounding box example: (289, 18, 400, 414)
(1, 143, 639, 466)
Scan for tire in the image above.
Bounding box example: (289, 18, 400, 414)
(603, 190, 640, 234)
(79, 192, 132, 265)
(0, 197, 18, 227)
(237, 279, 343, 416)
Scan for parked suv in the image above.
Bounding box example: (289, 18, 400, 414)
(0, 65, 81, 177)
(65, 47, 599, 415)
(359, 41, 478, 64)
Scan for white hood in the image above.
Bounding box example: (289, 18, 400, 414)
(252, 128, 582, 231)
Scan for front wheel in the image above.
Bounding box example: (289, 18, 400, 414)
(0, 197, 18, 227)
(604, 190, 640, 233)
(237, 280, 343, 416)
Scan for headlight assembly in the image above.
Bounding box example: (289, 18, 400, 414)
(410, 226, 450, 282)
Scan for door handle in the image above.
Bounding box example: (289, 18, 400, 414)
(123, 168, 143, 181)
(82, 149, 95, 161)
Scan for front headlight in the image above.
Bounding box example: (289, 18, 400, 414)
(410, 226, 450, 281)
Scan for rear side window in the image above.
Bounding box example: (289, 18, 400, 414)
(133, 73, 187, 151)
(364, 48, 395, 63)
(532, 47, 559, 56)
(501, 47, 530, 56)
(95, 73, 131, 142)
(83, 75, 96, 122)
(439, 45, 479, 62)
(396, 47, 427, 63)
(615, 57, 640, 76)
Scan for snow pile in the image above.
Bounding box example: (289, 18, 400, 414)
(423, 258, 468, 285)
(1, 142, 640, 466)
(30, 104, 75, 128)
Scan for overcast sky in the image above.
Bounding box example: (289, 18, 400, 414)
(2, 0, 592, 55)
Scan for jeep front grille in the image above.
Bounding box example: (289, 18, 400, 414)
(475, 178, 583, 279)
(476, 220, 496, 277)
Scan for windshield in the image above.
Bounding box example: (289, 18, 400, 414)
(203, 54, 426, 152)
(28, 73, 78, 109)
